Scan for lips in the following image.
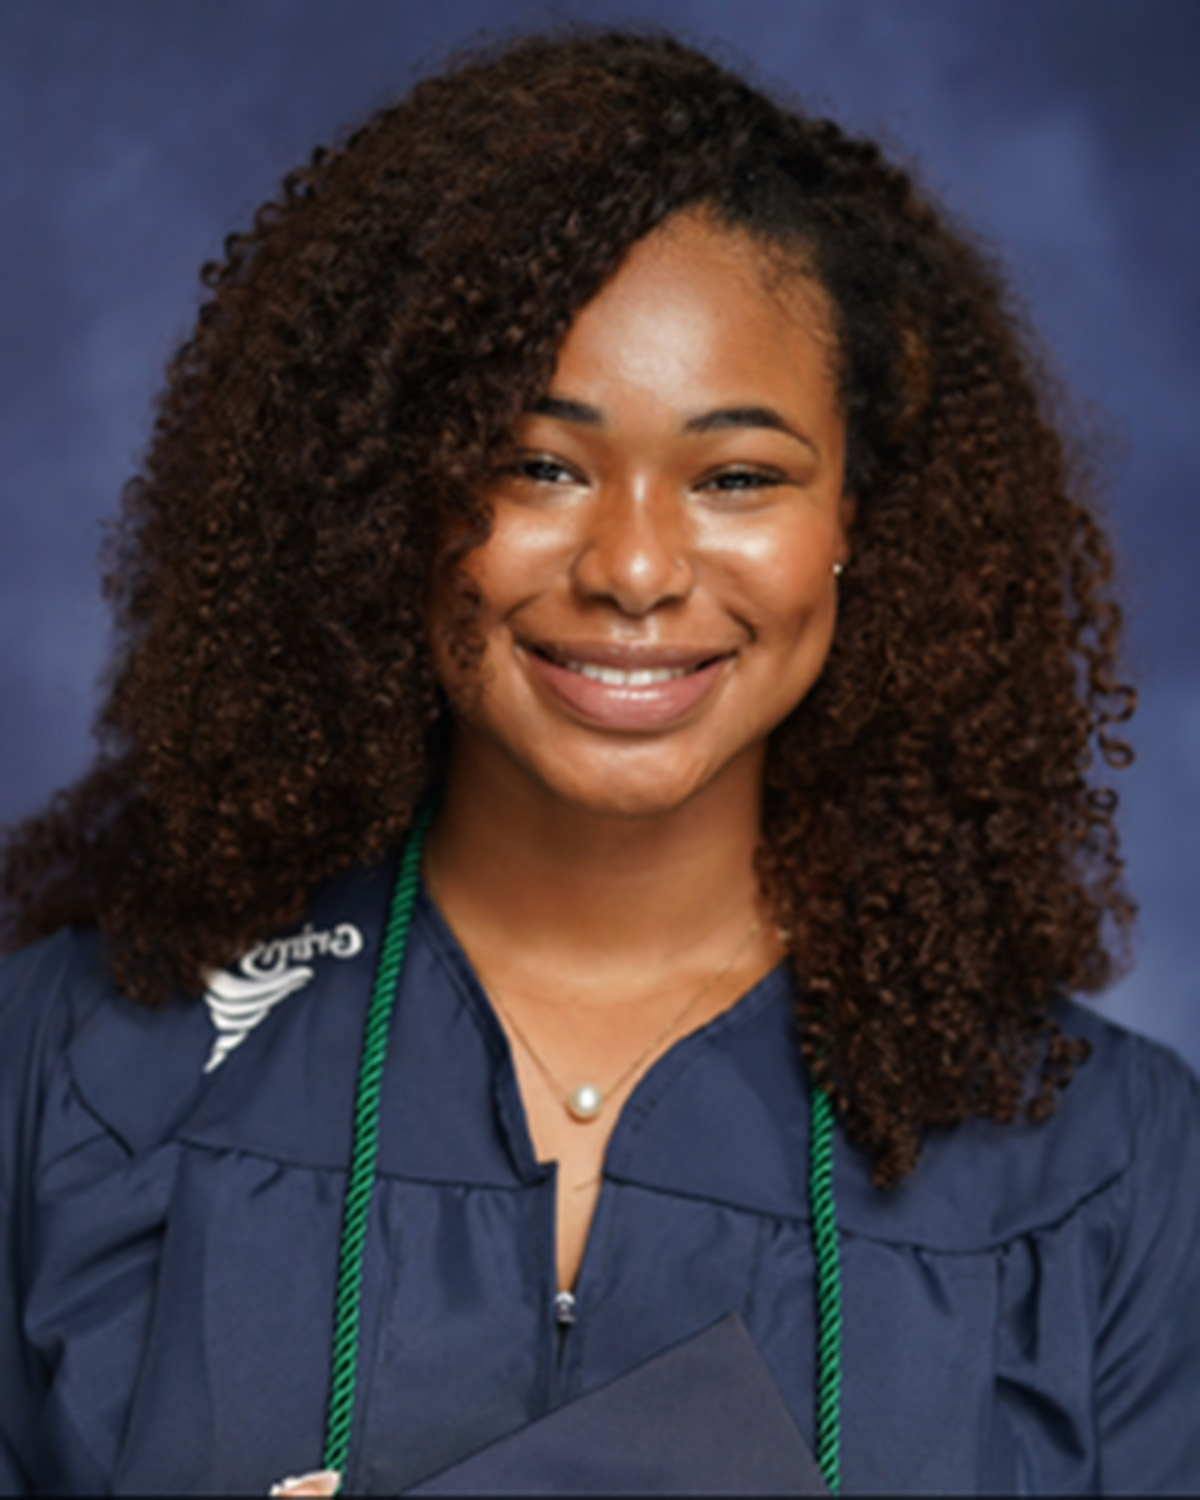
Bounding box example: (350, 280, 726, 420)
(520, 640, 734, 731)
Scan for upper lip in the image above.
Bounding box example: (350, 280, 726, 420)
(523, 639, 734, 672)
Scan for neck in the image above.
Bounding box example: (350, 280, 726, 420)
(424, 736, 768, 985)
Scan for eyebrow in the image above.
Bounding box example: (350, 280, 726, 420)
(532, 395, 603, 426)
(683, 405, 816, 454)
(530, 395, 816, 454)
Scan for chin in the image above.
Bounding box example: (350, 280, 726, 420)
(522, 744, 743, 821)
(556, 783, 698, 820)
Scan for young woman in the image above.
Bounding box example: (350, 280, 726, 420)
(2, 29, 1197, 1497)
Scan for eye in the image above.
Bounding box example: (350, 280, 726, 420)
(505, 454, 583, 486)
(698, 466, 786, 494)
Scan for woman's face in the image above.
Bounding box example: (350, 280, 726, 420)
(431, 209, 853, 819)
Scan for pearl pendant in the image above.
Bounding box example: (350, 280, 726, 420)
(567, 1083, 604, 1121)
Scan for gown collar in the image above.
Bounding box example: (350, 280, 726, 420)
(64, 854, 1134, 1250)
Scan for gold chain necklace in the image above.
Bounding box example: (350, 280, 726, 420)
(482, 917, 762, 1122)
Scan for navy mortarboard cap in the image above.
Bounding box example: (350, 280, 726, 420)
(409, 1313, 827, 1495)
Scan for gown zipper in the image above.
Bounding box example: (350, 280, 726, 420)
(554, 1288, 577, 1365)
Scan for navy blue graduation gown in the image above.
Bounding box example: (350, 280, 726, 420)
(2, 855, 1199, 1494)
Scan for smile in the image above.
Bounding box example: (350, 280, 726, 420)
(521, 643, 733, 731)
(560, 660, 697, 687)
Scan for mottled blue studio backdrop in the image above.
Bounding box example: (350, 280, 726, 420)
(1, 1, 1197, 1066)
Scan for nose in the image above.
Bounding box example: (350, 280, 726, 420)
(570, 476, 693, 616)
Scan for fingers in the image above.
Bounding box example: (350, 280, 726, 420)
(268, 1468, 341, 1496)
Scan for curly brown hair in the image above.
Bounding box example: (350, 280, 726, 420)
(1, 29, 1134, 1186)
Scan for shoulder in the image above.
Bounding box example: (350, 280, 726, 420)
(0, 928, 110, 1131)
(0, 929, 120, 1252)
(1041, 998, 1200, 1216)
(0, 858, 399, 1179)
(837, 999, 1200, 1252)
(1058, 997, 1199, 1156)
(0, 925, 108, 1037)
(0, 925, 217, 1167)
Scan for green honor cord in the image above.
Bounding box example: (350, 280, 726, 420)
(322, 810, 844, 1494)
(809, 1082, 843, 1493)
(322, 803, 433, 1477)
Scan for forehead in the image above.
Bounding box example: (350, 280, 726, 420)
(543, 210, 841, 422)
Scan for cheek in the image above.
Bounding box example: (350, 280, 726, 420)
(428, 525, 568, 719)
(460, 514, 573, 625)
(706, 523, 839, 639)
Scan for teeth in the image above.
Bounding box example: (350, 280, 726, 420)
(568, 662, 691, 686)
